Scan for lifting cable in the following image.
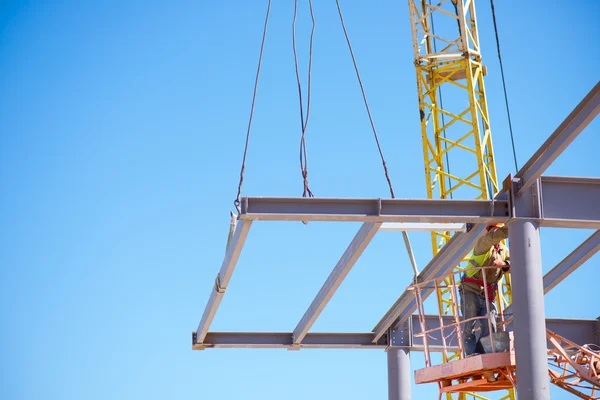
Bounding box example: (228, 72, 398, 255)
(233, 0, 273, 214)
(292, 0, 316, 198)
(335, 0, 420, 277)
(489, 0, 519, 172)
(334, 0, 396, 199)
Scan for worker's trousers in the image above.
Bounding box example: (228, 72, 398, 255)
(460, 289, 497, 356)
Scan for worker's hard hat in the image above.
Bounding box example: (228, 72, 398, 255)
(486, 223, 505, 231)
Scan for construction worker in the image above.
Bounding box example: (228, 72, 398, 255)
(460, 223, 510, 356)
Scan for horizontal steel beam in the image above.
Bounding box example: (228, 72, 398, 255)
(195, 332, 388, 350)
(379, 222, 466, 232)
(515, 80, 600, 195)
(236, 176, 599, 228)
(371, 224, 488, 343)
(195, 220, 252, 344)
(239, 197, 509, 223)
(508, 176, 600, 229)
(194, 316, 600, 350)
(546, 318, 600, 347)
(538, 176, 600, 229)
(544, 230, 600, 293)
(292, 222, 381, 345)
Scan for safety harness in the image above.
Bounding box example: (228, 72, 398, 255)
(462, 244, 505, 299)
(462, 276, 498, 299)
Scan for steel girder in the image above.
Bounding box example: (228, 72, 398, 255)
(194, 316, 600, 351)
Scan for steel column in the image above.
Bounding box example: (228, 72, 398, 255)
(387, 348, 411, 400)
(509, 220, 549, 399)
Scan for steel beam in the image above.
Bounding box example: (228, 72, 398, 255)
(292, 222, 381, 345)
(196, 332, 388, 349)
(371, 224, 487, 343)
(239, 197, 509, 223)
(509, 219, 549, 399)
(546, 318, 600, 347)
(509, 176, 600, 229)
(507, 176, 600, 229)
(515, 80, 600, 196)
(235, 176, 600, 228)
(195, 316, 600, 350)
(544, 230, 600, 293)
(379, 222, 466, 232)
(195, 220, 252, 344)
(538, 176, 600, 229)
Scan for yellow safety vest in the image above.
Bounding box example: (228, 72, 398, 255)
(464, 245, 506, 278)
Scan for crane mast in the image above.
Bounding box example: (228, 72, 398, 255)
(409, 0, 513, 398)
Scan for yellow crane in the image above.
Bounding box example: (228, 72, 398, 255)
(408, 0, 514, 398)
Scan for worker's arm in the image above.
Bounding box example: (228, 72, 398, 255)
(473, 226, 509, 255)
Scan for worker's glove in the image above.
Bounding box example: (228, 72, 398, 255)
(493, 259, 510, 272)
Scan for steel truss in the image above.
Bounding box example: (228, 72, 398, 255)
(194, 82, 600, 399)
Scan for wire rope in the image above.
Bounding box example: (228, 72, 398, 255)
(489, 0, 519, 172)
(233, 0, 273, 214)
(292, 0, 316, 198)
(334, 0, 396, 199)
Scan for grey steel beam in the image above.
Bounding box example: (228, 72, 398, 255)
(195, 316, 599, 350)
(292, 222, 381, 345)
(388, 348, 411, 400)
(538, 176, 600, 229)
(195, 220, 252, 344)
(239, 196, 509, 223)
(546, 318, 600, 347)
(379, 222, 466, 232)
(543, 230, 600, 293)
(508, 176, 600, 229)
(509, 219, 549, 400)
(371, 224, 487, 343)
(515, 80, 600, 196)
(196, 332, 388, 349)
(237, 176, 599, 228)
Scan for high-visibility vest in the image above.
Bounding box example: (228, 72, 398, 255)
(465, 244, 507, 278)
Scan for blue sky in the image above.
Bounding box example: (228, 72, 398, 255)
(1, 1, 598, 399)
